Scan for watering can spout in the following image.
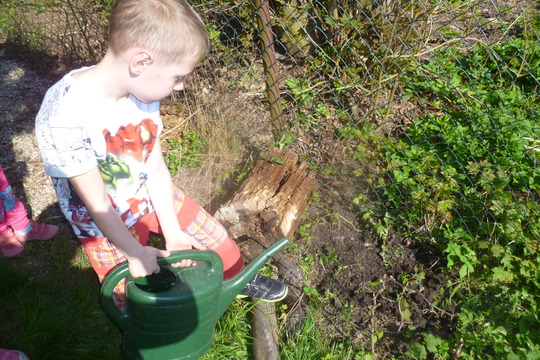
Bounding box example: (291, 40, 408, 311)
(218, 237, 289, 317)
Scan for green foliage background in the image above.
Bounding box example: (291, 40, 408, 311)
(353, 14, 540, 360)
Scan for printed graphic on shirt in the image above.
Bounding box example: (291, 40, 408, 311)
(63, 118, 160, 239)
(65, 184, 97, 238)
(97, 154, 131, 188)
(99, 118, 158, 227)
(104, 118, 158, 163)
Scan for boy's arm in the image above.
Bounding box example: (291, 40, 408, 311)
(69, 167, 170, 277)
(144, 141, 206, 260)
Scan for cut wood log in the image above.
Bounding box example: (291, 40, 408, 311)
(251, 302, 280, 360)
(214, 147, 316, 360)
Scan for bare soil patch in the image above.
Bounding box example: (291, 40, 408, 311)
(296, 178, 453, 355)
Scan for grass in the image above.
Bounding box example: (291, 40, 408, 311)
(201, 300, 255, 360)
(280, 309, 364, 360)
(163, 82, 257, 211)
(0, 228, 122, 359)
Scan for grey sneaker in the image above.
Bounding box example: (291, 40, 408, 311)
(238, 273, 288, 302)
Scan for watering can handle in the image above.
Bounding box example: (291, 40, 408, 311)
(100, 250, 223, 331)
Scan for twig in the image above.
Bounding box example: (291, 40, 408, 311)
(370, 291, 380, 357)
(523, 145, 540, 152)
(370, 277, 387, 358)
(389, 276, 455, 318)
(238, 92, 266, 98)
(318, 213, 363, 233)
(160, 109, 201, 139)
(522, 137, 540, 143)
(454, 337, 464, 359)
(522, 137, 540, 152)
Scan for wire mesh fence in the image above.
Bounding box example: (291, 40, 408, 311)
(1, 0, 540, 357)
(2, 0, 538, 181)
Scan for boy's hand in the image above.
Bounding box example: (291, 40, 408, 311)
(165, 231, 206, 268)
(126, 246, 170, 278)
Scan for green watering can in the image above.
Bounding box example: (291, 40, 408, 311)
(101, 237, 289, 360)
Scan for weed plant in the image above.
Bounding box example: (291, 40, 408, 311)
(280, 308, 363, 360)
(164, 130, 208, 176)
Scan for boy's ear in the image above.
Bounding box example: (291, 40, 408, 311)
(130, 50, 154, 75)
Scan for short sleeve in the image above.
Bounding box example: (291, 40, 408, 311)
(35, 75, 98, 178)
(37, 124, 97, 178)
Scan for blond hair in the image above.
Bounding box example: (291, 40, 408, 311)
(108, 0, 209, 64)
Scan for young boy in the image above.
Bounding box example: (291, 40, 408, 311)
(35, 0, 286, 304)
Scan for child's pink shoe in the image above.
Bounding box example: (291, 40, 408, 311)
(14, 221, 59, 242)
(0, 229, 24, 257)
(0, 348, 29, 360)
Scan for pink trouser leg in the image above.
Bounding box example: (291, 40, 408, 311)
(0, 186, 6, 235)
(0, 165, 30, 234)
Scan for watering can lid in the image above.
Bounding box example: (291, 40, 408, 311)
(127, 257, 224, 299)
(134, 267, 177, 293)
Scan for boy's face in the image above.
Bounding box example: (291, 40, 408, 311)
(132, 54, 200, 103)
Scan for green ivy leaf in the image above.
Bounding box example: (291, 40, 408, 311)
(423, 333, 443, 353)
(492, 266, 514, 283)
(406, 342, 427, 359)
(437, 199, 453, 213)
(459, 264, 469, 278)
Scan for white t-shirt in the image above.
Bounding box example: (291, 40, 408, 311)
(35, 67, 163, 239)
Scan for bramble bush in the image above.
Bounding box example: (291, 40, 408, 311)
(353, 32, 540, 359)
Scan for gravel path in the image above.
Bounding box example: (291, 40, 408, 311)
(0, 48, 60, 220)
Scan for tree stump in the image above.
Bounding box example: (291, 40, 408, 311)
(215, 147, 316, 245)
(215, 147, 316, 360)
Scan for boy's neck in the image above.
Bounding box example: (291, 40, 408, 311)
(72, 52, 132, 103)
